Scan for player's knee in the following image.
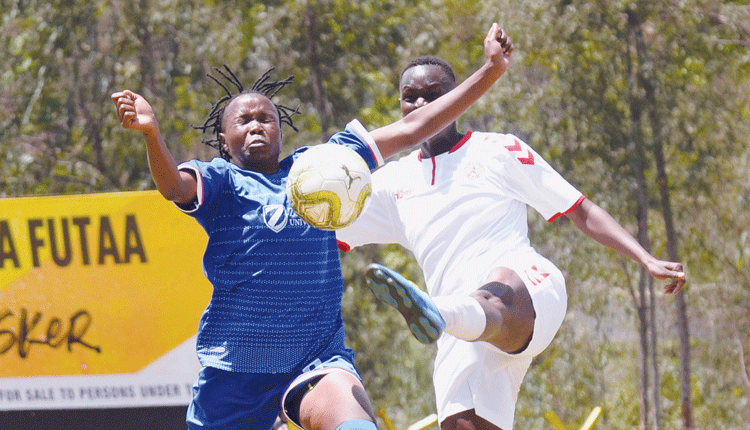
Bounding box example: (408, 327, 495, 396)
(478, 267, 535, 322)
(473, 280, 535, 353)
(485, 266, 522, 288)
(441, 415, 477, 430)
(441, 410, 502, 430)
(476, 281, 514, 305)
(454, 418, 478, 430)
(299, 371, 375, 429)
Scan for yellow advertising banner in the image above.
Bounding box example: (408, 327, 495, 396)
(0, 191, 212, 410)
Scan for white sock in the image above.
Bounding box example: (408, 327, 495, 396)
(432, 295, 487, 341)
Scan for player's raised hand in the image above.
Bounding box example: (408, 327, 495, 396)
(111, 90, 157, 133)
(484, 23, 513, 77)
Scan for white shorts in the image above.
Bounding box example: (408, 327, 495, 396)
(433, 251, 567, 430)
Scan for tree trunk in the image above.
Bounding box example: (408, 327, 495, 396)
(637, 272, 650, 430)
(626, 20, 656, 427)
(649, 276, 661, 429)
(305, 4, 334, 137)
(635, 142, 661, 425)
(634, 141, 656, 430)
(636, 32, 694, 430)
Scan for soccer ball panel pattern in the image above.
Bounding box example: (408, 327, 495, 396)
(287, 144, 372, 230)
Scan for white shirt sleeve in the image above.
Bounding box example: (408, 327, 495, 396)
(335, 165, 409, 251)
(491, 134, 584, 222)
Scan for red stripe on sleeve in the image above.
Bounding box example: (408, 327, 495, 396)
(548, 195, 586, 222)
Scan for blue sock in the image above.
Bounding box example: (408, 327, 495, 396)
(335, 419, 378, 430)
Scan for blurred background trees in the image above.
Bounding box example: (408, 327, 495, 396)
(1, 0, 748, 428)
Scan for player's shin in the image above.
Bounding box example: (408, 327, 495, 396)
(432, 295, 487, 341)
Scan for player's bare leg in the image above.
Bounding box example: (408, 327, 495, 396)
(297, 370, 376, 430)
(441, 409, 503, 430)
(365, 263, 534, 353)
(365, 265, 531, 429)
(467, 267, 535, 353)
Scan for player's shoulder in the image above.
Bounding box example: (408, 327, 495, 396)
(468, 131, 521, 145)
(376, 149, 419, 172)
(189, 158, 255, 188)
(370, 149, 419, 188)
(289, 146, 311, 162)
(465, 131, 526, 157)
(180, 157, 230, 172)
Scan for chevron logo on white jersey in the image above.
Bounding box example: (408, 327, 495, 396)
(504, 138, 535, 165)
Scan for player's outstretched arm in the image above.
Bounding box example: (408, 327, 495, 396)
(370, 23, 513, 159)
(111, 90, 197, 204)
(566, 199, 686, 294)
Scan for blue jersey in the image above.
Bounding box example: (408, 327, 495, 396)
(177, 120, 382, 374)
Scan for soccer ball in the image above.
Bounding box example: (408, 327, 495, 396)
(287, 143, 372, 230)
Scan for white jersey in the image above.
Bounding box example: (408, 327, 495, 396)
(337, 131, 584, 298)
(337, 131, 584, 429)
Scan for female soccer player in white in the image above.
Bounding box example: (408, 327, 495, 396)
(336, 56, 685, 430)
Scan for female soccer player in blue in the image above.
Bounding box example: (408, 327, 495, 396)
(111, 24, 513, 430)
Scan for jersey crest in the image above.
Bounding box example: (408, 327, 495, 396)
(263, 204, 288, 233)
(459, 161, 486, 180)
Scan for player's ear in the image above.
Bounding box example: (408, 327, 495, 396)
(276, 125, 283, 149)
(219, 133, 227, 152)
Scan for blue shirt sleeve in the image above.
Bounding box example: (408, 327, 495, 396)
(174, 158, 230, 220)
(325, 119, 383, 170)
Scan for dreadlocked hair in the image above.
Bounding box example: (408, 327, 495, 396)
(193, 65, 299, 161)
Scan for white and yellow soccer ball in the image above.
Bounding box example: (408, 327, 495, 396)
(286, 143, 372, 230)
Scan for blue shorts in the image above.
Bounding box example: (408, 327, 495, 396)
(186, 351, 358, 430)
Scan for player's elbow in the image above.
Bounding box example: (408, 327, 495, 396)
(157, 186, 181, 202)
(156, 183, 191, 204)
(155, 170, 197, 204)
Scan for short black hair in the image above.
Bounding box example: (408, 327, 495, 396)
(194, 65, 299, 161)
(400, 56, 456, 84)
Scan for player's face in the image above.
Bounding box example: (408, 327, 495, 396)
(220, 93, 282, 173)
(399, 64, 456, 117)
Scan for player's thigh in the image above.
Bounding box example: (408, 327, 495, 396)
(298, 369, 375, 430)
(480, 255, 567, 358)
(441, 409, 504, 430)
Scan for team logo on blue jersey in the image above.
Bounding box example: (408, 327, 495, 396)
(263, 204, 288, 233)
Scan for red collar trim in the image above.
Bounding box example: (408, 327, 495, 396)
(417, 131, 473, 162)
(449, 131, 472, 154)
